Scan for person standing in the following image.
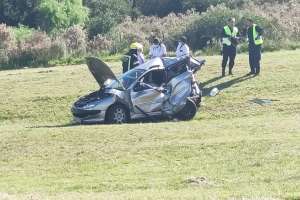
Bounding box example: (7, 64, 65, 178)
(137, 45, 145, 65)
(176, 36, 190, 58)
(246, 18, 263, 76)
(122, 42, 141, 73)
(221, 17, 239, 77)
(149, 37, 167, 59)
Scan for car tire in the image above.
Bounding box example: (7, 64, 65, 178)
(106, 104, 129, 124)
(176, 99, 197, 121)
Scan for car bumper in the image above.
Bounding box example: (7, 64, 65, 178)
(71, 107, 106, 124)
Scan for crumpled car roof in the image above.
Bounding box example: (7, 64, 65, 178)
(135, 57, 164, 70)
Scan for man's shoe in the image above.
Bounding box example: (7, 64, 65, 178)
(229, 71, 233, 75)
(222, 68, 225, 77)
(246, 72, 255, 76)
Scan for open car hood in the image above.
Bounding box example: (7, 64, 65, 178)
(86, 57, 122, 88)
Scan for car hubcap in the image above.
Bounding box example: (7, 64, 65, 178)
(113, 108, 126, 123)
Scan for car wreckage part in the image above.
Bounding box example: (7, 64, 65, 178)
(175, 98, 197, 121)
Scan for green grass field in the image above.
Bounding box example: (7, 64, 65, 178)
(0, 50, 300, 200)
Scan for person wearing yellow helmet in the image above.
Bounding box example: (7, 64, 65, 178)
(130, 42, 139, 49)
(122, 42, 144, 73)
(131, 42, 145, 65)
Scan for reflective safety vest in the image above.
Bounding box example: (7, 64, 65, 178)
(253, 24, 263, 45)
(222, 25, 238, 46)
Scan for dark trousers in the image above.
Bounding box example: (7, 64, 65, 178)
(249, 45, 262, 74)
(222, 45, 236, 75)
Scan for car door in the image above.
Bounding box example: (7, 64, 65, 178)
(167, 67, 193, 113)
(130, 69, 166, 115)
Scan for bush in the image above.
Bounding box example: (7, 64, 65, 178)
(61, 25, 87, 56)
(0, 0, 88, 33)
(0, 49, 9, 65)
(5, 31, 67, 68)
(0, 23, 15, 66)
(87, 34, 113, 55)
(49, 39, 67, 60)
(0, 23, 15, 50)
(87, 13, 119, 38)
(185, 4, 285, 51)
(107, 11, 200, 53)
(9, 32, 52, 66)
(134, 0, 297, 17)
(245, 0, 300, 39)
(11, 25, 34, 42)
(36, 0, 88, 32)
(84, 0, 131, 37)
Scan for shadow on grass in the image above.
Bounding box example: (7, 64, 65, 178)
(202, 74, 255, 96)
(29, 117, 176, 129)
(28, 123, 79, 129)
(201, 76, 224, 87)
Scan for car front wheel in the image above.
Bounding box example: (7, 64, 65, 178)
(106, 104, 129, 124)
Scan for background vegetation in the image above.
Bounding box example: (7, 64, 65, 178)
(0, 0, 300, 68)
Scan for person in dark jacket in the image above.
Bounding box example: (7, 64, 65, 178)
(246, 18, 264, 76)
(221, 17, 239, 77)
(122, 43, 140, 73)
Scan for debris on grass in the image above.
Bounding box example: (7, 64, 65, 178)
(250, 98, 280, 106)
(37, 70, 54, 74)
(185, 176, 213, 187)
(209, 87, 220, 97)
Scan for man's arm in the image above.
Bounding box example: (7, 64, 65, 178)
(183, 45, 190, 57)
(149, 46, 153, 58)
(161, 44, 167, 57)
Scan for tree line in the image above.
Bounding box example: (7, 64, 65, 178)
(0, 0, 299, 69)
(1, 0, 294, 37)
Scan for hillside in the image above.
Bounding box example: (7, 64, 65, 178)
(0, 50, 300, 199)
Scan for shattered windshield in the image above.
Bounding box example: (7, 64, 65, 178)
(105, 68, 145, 90)
(120, 68, 145, 89)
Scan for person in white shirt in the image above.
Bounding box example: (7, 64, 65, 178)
(137, 47, 145, 65)
(176, 36, 190, 58)
(149, 38, 167, 59)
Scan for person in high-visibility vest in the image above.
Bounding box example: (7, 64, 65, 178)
(246, 18, 263, 76)
(221, 17, 239, 77)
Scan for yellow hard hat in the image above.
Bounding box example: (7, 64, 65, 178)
(130, 42, 143, 50)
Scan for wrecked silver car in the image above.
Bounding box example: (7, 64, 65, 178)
(71, 56, 205, 124)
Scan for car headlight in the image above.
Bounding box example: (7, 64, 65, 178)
(104, 79, 113, 86)
(83, 103, 97, 109)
